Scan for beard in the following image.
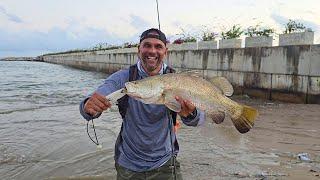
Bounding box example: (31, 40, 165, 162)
(141, 55, 162, 72)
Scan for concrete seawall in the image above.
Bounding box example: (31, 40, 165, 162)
(43, 44, 320, 104)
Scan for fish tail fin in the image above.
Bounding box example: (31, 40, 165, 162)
(231, 105, 258, 133)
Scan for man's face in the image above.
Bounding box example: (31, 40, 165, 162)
(138, 37, 167, 73)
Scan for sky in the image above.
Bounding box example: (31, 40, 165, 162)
(0, 0, 319, 58)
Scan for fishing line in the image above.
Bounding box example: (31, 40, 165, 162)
(86, 119, 100, 146)
(168, 110, 177, 180)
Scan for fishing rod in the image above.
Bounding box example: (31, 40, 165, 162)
(156, 0, 161, 30)
(155, 2, 177, 178)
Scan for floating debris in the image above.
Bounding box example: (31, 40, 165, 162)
(255, 171, 288, 179)
(297, 153, 311, 162)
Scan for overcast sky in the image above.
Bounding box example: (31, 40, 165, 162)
(0, 0, 319, 57)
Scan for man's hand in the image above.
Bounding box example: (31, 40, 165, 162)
(175, 96, 196, 118)
(84, 92, 111, 116)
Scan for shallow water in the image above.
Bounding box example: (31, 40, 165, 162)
(1, 61, 319, 180)
(0, 61, 117, 179)
(0, 61, 106, 114)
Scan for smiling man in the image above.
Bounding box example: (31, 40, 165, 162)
(80, 28, 201, 180)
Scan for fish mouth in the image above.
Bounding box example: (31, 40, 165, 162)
(121, 87, 127, 93)
(123, 88, 155, 100)
(123, 87, 143, 99)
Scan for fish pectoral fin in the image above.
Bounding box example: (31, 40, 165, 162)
(208, 77, 234, 96)
(207, 111, 225, 124)
(162, 89, 181, 112)
(165, 100, 181, 112)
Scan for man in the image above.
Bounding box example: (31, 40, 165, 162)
(79, 28, 202, 180)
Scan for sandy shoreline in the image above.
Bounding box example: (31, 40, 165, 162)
(178, 96, 320, 179)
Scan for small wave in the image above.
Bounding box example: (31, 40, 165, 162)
(47, 175, 116, 180)
(0, 153, 29, 165)
(17, 83, 47, 89)
(0, 144, 38, 165)
(0, 107, 41, 114)
(0, 104, 72, 115)
(10, 119, 63, 124)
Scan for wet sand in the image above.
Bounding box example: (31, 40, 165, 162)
(1, 96, 319, 180)
(179, 96, 320, 180)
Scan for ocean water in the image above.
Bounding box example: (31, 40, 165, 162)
(0, 61, 106, 114)
(0, 61, 122, 179)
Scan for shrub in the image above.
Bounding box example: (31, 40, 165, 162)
(245, 24, 274, 37)
(221, 24, 243, 39)
(284, 19, 306, 34)
(201, 31, 218, 41)
(92, 43, 121, 50)
(123, 42, 138, 48)
(173, 38, 184, 44)
(173, 28, 197, 44)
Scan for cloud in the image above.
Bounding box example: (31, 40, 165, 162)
(270, 13, 288, 26)
(0, 25, 127, 56)
(232, 0, 256, 7)
(0, 5, 23, 23)
(129, 14, 151, 31)
(0, 15, 150, 58)
(271, 13, 320, 32)
(297, 20, 320, 32)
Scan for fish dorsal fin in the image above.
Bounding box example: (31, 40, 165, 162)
(177, 70, 203, 78)
(209, 77, 234, 96)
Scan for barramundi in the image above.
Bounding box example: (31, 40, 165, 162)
(110, 72, 258, 133)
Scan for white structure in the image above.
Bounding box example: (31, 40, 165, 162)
(219, 39, 242, 49)
(245, 36, 273, 47)
(279, 31, 314, 46)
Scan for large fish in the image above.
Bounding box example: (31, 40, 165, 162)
(110, 72, 258, 133)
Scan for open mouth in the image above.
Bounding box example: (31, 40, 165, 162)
(145, 56, 158, 62)
(147, 56, 157, 60)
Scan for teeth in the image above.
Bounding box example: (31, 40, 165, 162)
(147, 56, 156, 60)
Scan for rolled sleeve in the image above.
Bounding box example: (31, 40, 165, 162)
(181, 108, 205, 126)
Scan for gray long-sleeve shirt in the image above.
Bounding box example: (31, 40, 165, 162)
(79, 61, 203, 172)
